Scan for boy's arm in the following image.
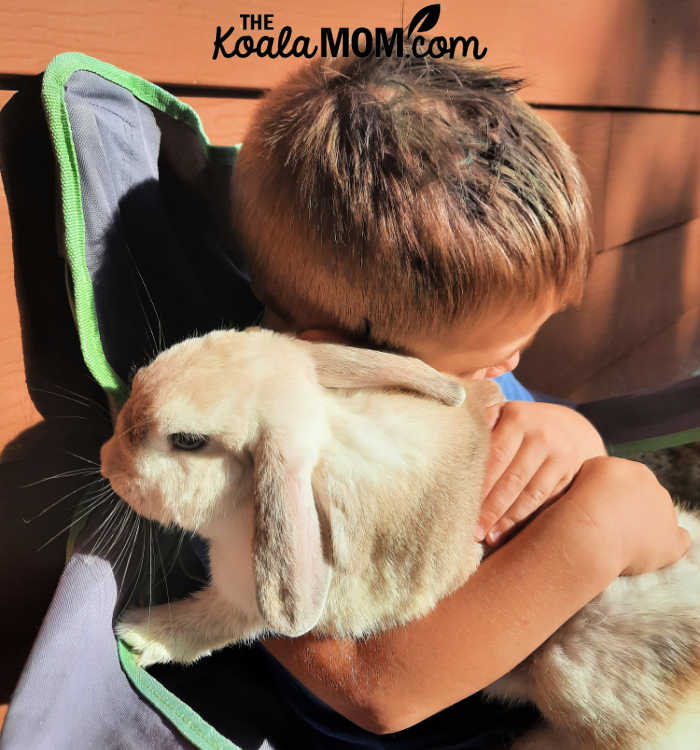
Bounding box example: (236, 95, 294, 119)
(262, 457, 690, 734)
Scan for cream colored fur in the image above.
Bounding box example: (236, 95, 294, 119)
(103, 327, 700, 749)
(487, 509, 700, 749)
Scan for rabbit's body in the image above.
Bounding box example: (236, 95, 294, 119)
(487, 507, 700, 749)
(310, 387, 487, 636)
(104, 328, 700, 750)
(161, 384, 489, 651)
(106, 328, 492, 658)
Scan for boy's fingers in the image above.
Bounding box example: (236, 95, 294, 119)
(485, 459, 562, 544)
(656, 528, 692, 572)
(481, 416, 523, 502)
(478, 437, 546, 539)
(484, 403, 503, 430)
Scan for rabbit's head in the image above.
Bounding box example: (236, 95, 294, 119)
(101, 328, 341, 528)
(101, 326, 470, 635)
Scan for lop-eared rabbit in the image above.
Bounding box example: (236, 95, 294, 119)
(101, 327, 700, 749)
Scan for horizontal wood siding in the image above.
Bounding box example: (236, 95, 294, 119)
(603, 111, 700, 248)
(0, 0, 698, 110)
(518, 218, 700, 397)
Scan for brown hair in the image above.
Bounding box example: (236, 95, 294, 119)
(231, 42, 592, 350)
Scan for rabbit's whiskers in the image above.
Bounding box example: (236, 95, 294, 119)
(35, 489, 117, 552)
(85, 493, 131, 559)
(65, 450, 101, 467)
(22, 474, 107, 522)
(21, 467, 101, 489)
(124, 239, 167, 362)
(27, 384, 111, 420)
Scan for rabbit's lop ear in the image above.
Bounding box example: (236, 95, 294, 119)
(253, 430, 331, 636)
(298, 340, 465, 406)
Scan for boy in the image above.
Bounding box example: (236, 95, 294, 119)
(228, 48, 689, 744)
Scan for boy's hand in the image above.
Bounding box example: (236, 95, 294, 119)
(476, 401, 606, 545)
(568, 456, 691, 576)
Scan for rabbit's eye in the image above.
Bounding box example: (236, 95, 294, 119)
(169, 433, 209, 451)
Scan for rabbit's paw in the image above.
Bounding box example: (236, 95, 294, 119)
(116, 607, 211, 668)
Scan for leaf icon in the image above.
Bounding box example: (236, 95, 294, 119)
(406, 4, 441, 38)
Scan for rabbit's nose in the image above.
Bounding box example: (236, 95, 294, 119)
(100, 439, 122, 479)
(99, 441, 112, 478)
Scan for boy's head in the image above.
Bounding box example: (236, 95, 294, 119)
(231, 45, 592, 378)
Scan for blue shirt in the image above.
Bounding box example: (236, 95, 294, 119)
(493, 372, 535, 402)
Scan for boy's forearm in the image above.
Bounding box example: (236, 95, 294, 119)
(262, 478, 623, 733)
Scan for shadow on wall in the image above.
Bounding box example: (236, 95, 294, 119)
(519, 0, 700, 400)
